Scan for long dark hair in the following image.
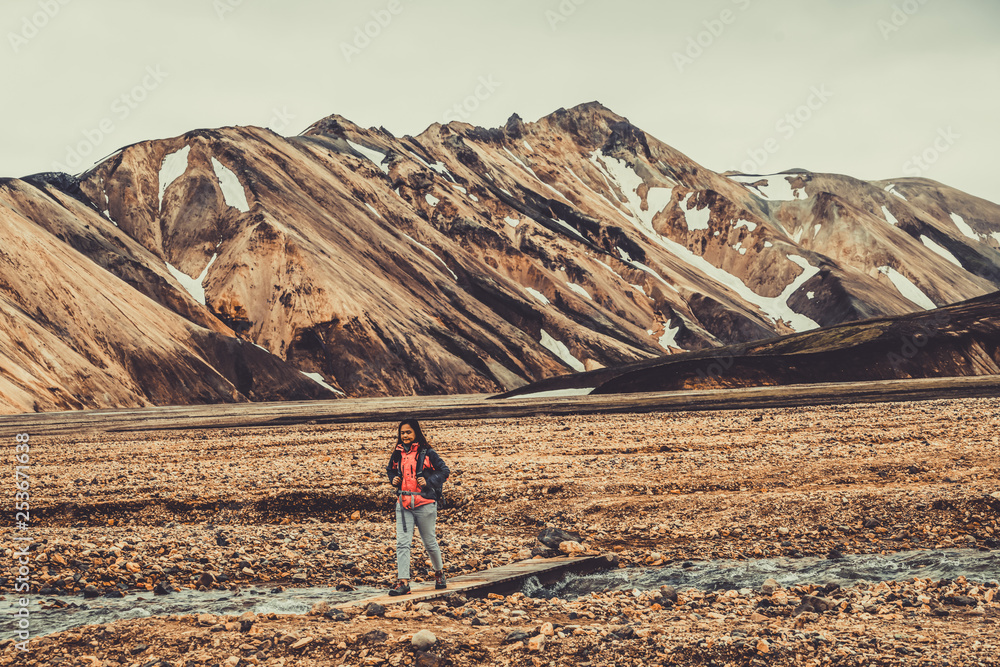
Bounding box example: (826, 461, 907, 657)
(396, 419, 428, 448)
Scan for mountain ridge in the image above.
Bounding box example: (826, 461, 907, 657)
(1, 102, 998, 413)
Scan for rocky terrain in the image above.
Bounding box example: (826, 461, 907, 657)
(3, 102, 1000, 412)
(2, 396, 998, 664)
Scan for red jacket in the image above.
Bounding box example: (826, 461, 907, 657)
(386, 443, 449, 510)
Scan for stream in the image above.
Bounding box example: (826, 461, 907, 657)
(0, 584, 377, 638)
(3, 548, 997, 637)
(525, 548, 1000, 599)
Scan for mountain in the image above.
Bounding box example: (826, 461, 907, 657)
(499, 290, 1000, 398)
(1, 102, 999, 413)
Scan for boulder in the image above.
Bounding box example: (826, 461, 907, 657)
(537, 527, 581, 549)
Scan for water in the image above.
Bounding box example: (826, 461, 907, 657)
(0, 585, 377, 638)
(524, 548, 1000, 599)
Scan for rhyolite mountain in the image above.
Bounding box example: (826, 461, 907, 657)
(1, 102, 999, 413)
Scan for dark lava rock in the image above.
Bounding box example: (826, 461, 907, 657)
(503, 631, 530, 645)
(445, 593, 468, 607)
(129, 644, 148, 655)
(198, 572, 216, 588)
(104, 589, 125, 599)
(826, 549, 844, 560)
(659, 585, 678, 602)
(82, 586, 100, 599)
(943, 595, 977, 607)
(415, 653, 444, 667)
(863, 518, 880, 529)
(153, 583, 173, 596)
(365, 602, 386, 617)
(324, 609, 350, 621)
(362, 629, 388, 644)
(537, 527, 582, 549)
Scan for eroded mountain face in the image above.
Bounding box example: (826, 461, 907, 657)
(1, 102, 998, 413)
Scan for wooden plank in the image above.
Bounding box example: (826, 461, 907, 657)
(337, 555, 612, 608)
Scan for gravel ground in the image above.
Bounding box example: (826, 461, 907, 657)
(2, 396, 999, 664)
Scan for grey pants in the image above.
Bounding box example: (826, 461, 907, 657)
(395, 499, 443, 580)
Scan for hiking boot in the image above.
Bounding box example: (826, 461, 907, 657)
(388, 580, 410, 596)
(435, 571, 447, 590)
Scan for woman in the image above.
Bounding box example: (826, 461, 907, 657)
(385, 419, 450, 595)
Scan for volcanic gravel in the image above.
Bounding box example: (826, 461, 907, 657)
(2, 396, 999, 665)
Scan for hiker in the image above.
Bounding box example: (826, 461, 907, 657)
(385, 419, 450, 596)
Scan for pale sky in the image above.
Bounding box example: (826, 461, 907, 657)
(2, 0, 999, 204)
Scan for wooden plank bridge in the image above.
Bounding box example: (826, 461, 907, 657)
(337, 555, 614, 608)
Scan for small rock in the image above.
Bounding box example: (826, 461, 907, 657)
(943, 595, 977, 607)
(415, 653, 444, 667)
(310, 602, 330, 616)
(290, 636, 314, 650)
(351, 510, 361, 521)
(760, 578, 779, 595)
(540, 622, 554, 636)
(128, 645, 148, 655)
(411, 629, 437, 650)
(366, 602, 386, 617)
(197, 613, 217, 626)
(659, 585, 678, 602)
(558, 541, 585, 556)
(83, 585, 100, 599)
(756, 638, 770, 654)
(527, 634, 545, 652)
(750, 612, 769, 622)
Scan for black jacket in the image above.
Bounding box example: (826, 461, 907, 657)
(385, 443, 450, 502)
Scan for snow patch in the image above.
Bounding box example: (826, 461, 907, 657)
(402, 234, 457, 280)
(365, 203, 381, 218)
(301, 371, 345, 396)
(566, 283, 592, 300)
(525, 287, 550, 305)
(540, 330, 585, 372)
(764, 241, 773, 248)
(523, 140, 534, 152)
(807, 291, 815, 299)
(165, 253, 217, 306)
(878, 266, 936, 310)
(504, 216, 520, 228)
(681, 193, 710, 230)
(735, 219, 757, 232)
(469, 194, 479, 202)
(885, 184, 907, 200)
(211, 158, 250, 213)
(425, 193, 439, 207)
(949, 212, 980, 241)
(658, 321, 680, 351)
(992, 232, 1000, 246)
(453, 185, 467, 194)
(158, 146, 191, 210)
(920, 235, 962, 267)
(881, 205, 898, 225)
(347, 139, 389, 174)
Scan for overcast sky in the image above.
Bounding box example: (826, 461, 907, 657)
(3, 0, 999, 204)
